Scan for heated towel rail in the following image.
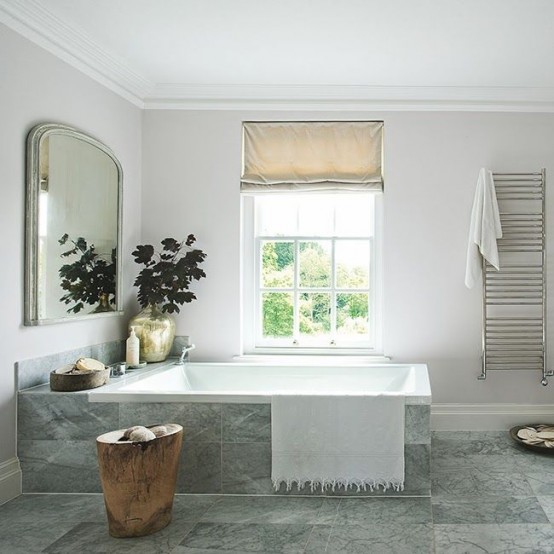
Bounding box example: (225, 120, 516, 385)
(479, 169, 552, 385)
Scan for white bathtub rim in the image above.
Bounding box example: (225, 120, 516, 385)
(88, 361, 431, 404)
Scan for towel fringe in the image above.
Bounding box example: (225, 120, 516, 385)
(272, 477, 405, 493)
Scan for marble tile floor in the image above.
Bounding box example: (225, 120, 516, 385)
(2, 431, 554, 553)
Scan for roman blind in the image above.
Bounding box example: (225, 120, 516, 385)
(241, 121, 383, 193)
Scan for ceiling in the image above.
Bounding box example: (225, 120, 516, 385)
(1, 0, 554, 110)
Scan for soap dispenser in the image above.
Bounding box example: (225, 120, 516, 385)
(126, 326, 140, 367)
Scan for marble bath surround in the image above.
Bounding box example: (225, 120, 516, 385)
(17, 388, 430, 495)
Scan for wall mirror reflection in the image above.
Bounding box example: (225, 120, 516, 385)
(25, 123, 123, 325)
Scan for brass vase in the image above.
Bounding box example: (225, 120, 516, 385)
(91, 292, 114, 314)
(129, 304, 175, 362)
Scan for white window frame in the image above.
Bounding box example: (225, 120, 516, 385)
(241, 193, 383, 356)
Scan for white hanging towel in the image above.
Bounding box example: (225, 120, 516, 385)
(271, 395, 405, 492)
(465, 168, 502, 289)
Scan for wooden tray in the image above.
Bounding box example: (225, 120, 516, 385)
(510, 424, 554, 454)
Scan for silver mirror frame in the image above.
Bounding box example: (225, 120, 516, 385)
(24, 123, 124, 325)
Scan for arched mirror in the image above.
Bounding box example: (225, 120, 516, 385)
(25, 123, 123, 325)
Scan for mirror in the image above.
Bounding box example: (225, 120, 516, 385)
(25, 123, 123, 325)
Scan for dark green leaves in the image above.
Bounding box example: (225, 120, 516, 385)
(132, 236, 207, 313)
(58, 236, 116, 313)
(132, 244, 155, 265)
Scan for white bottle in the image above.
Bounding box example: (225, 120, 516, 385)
(126, 326, 140, 367)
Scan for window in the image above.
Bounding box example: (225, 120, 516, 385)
(242, 192, 382, 353)
(241, 121, 383, 354)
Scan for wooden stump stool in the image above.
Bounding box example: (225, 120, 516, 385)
(96, 423, 183, 538)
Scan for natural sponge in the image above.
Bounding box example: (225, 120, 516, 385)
(149, 425, 168, 438)
(123, 425, 156, 442)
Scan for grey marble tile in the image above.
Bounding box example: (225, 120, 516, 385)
(432, 496, 549, 524)
(171, 545, 235, 554)
(405, 405, 430, 444)
(325, 523, 433, 553)
(304, 525, 333, 553)
(404, 443, 431, 494)
(525, 472, 554, 495)
(120, 402, 221, 442)
(316, 497, 342, 524)
(173, 494, 222, 522)
(178, 442, 221, 493)
(0, 493, 106, 523)
(18, 393, 118, 440)
(180, 522, 313, 553)
(512, 449, 554, 472)
(335, 497, 432, 525)
(432, 431, 514, 458)
(170, 335, 191, 357)
(221, 442, 273, 494)
(90, 340, 125, 366)
(434, 523, 554, 554)
(431, 467, 534, 497)
(431, 452, 521, 472)
(222, 404, 271, 443)
(432, 430, 510, 442)
(43, 520, 195, 553)
(538, 496, 554, 523)
(200, 496, 336, 524)
(0, 519, 77, 554)
(19, 439, 102, 493)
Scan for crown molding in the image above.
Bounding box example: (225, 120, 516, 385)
(144, 84, 554, 112)
(0, 0, 151, 107)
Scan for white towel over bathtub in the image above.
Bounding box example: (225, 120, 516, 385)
(271, 395, 405, 493)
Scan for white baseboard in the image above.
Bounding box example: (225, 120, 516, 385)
(0, 457, 21, 506)
(431, 403, 554, 431)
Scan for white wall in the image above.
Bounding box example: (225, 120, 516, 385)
(142, 109, 554, 405)
(0, 23, 142, 467)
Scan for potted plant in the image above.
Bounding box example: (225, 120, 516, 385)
(58, 234, 116, 314)
(130, 235, 207, 362)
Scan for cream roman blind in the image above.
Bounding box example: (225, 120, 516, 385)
(241, 121, 383, 193)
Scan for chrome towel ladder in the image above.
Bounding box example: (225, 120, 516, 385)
(479, 169, 553, 385)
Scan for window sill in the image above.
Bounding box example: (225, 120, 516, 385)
(233, 352, 391, 365)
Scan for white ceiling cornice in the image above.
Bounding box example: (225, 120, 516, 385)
(2, 0, 554, 113)
(0, 0, 151, 107)
(144, 84, 554, 112)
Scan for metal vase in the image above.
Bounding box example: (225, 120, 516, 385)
(129, 304, 176, 362)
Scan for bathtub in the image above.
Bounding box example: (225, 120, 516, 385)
(84, 361, 432, 495)
(88, 361, 431, 404)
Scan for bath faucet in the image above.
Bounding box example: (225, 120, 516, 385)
(175, 343, 196, 365)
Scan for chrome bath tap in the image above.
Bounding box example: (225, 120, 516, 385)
(175, 343, 196, 365)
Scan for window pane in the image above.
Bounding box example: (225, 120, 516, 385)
(336, 241, 370, 289)
(262, 292, 293, 337)
(337, 293, 369, 336)
(300, 292, 331, 336)
(334, 195, 374, 237)
(261, 241, 294, 287)
(299, 241, 331, 287)
(257, 196, 297, 235)
(298, 196, 334, 236)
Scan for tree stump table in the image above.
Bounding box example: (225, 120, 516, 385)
(96, 423, 183, 538)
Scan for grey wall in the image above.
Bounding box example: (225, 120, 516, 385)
(0, 23, 142, 467)
(142, 109, 554, 405)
